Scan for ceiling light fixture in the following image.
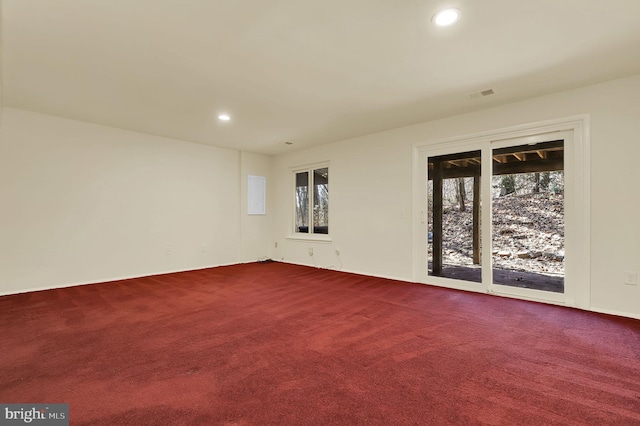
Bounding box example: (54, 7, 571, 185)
(218, 114, 231, 121)
(433, 8, 460, 27)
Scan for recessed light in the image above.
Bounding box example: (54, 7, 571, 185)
(218, 114, 231, 121)
(433, 8, 460, 27)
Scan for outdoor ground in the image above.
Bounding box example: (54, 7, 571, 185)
(430, 192, 564, 276)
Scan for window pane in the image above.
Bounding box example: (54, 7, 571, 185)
(295, 171, 309, 233)
(428, 150, 481, 283)
(491, 141, 564, 293)
(313, 168, 329, 234)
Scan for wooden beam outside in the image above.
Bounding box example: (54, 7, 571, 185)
(472, 174, 480, 265)
(493, 140, 563, 156)
(427, 150, 481, 163)
(429, 157, 563, 179)
(429, 164, 480, 179)
(494, 158, 563, 175)
(432, 161, 443, 276)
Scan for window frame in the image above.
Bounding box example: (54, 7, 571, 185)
(289, 162, 331, 242)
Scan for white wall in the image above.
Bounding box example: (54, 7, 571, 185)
(240, 151, 273, 262)
(0, 108, 265, 294)
(272, 74, 640, 319)
(0, 1, 3, 128)
(272, 141, 412, 278)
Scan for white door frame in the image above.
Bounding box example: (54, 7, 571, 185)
(412, 115, 590, 309)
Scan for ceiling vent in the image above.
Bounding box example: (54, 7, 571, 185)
(467, 89, 495, 99)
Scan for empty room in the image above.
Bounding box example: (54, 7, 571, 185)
(1, 1, 639, 425)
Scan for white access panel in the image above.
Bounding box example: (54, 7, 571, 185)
(247, 175, 266, 215)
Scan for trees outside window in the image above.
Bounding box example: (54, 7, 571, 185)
(294, 165, 328, 234)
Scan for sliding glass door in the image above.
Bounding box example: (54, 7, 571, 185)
(415, 123, 587, 307)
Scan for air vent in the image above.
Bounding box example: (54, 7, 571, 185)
(467, 88, 495, 99)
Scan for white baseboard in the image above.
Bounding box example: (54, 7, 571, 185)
(0, 261, 244, 297)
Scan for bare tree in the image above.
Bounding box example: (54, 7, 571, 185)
(455, 178, 466, 211)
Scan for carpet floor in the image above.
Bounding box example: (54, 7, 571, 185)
(1, 262, 639, 425)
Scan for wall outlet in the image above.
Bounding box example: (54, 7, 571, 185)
(335, 249, 340, 256)
(308, 247, 314, 256)
(624, 271, 637, 286)
(200, 244, 207, 253)
(275, 242, 278, 248)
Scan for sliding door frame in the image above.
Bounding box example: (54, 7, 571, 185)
(487, 130, 571, 304)
(412, 115, 590, 310)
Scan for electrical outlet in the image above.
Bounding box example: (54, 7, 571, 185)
(308, 247, 314, 256)
(275, 242, 278, 248)
(200, 244, 207, 253)
(624, 271, 637, 286)
(335, 249, 340, 256)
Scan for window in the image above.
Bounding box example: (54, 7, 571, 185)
(294, 165, 329, 234)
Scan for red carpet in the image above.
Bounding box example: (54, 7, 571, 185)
(1, 262, 639, 425)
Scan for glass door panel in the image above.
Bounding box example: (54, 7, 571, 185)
(428, 150, 482, 283)
(491, 140, 565, 293)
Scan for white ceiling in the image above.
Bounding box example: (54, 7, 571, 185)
(3, 1, 640, 155)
